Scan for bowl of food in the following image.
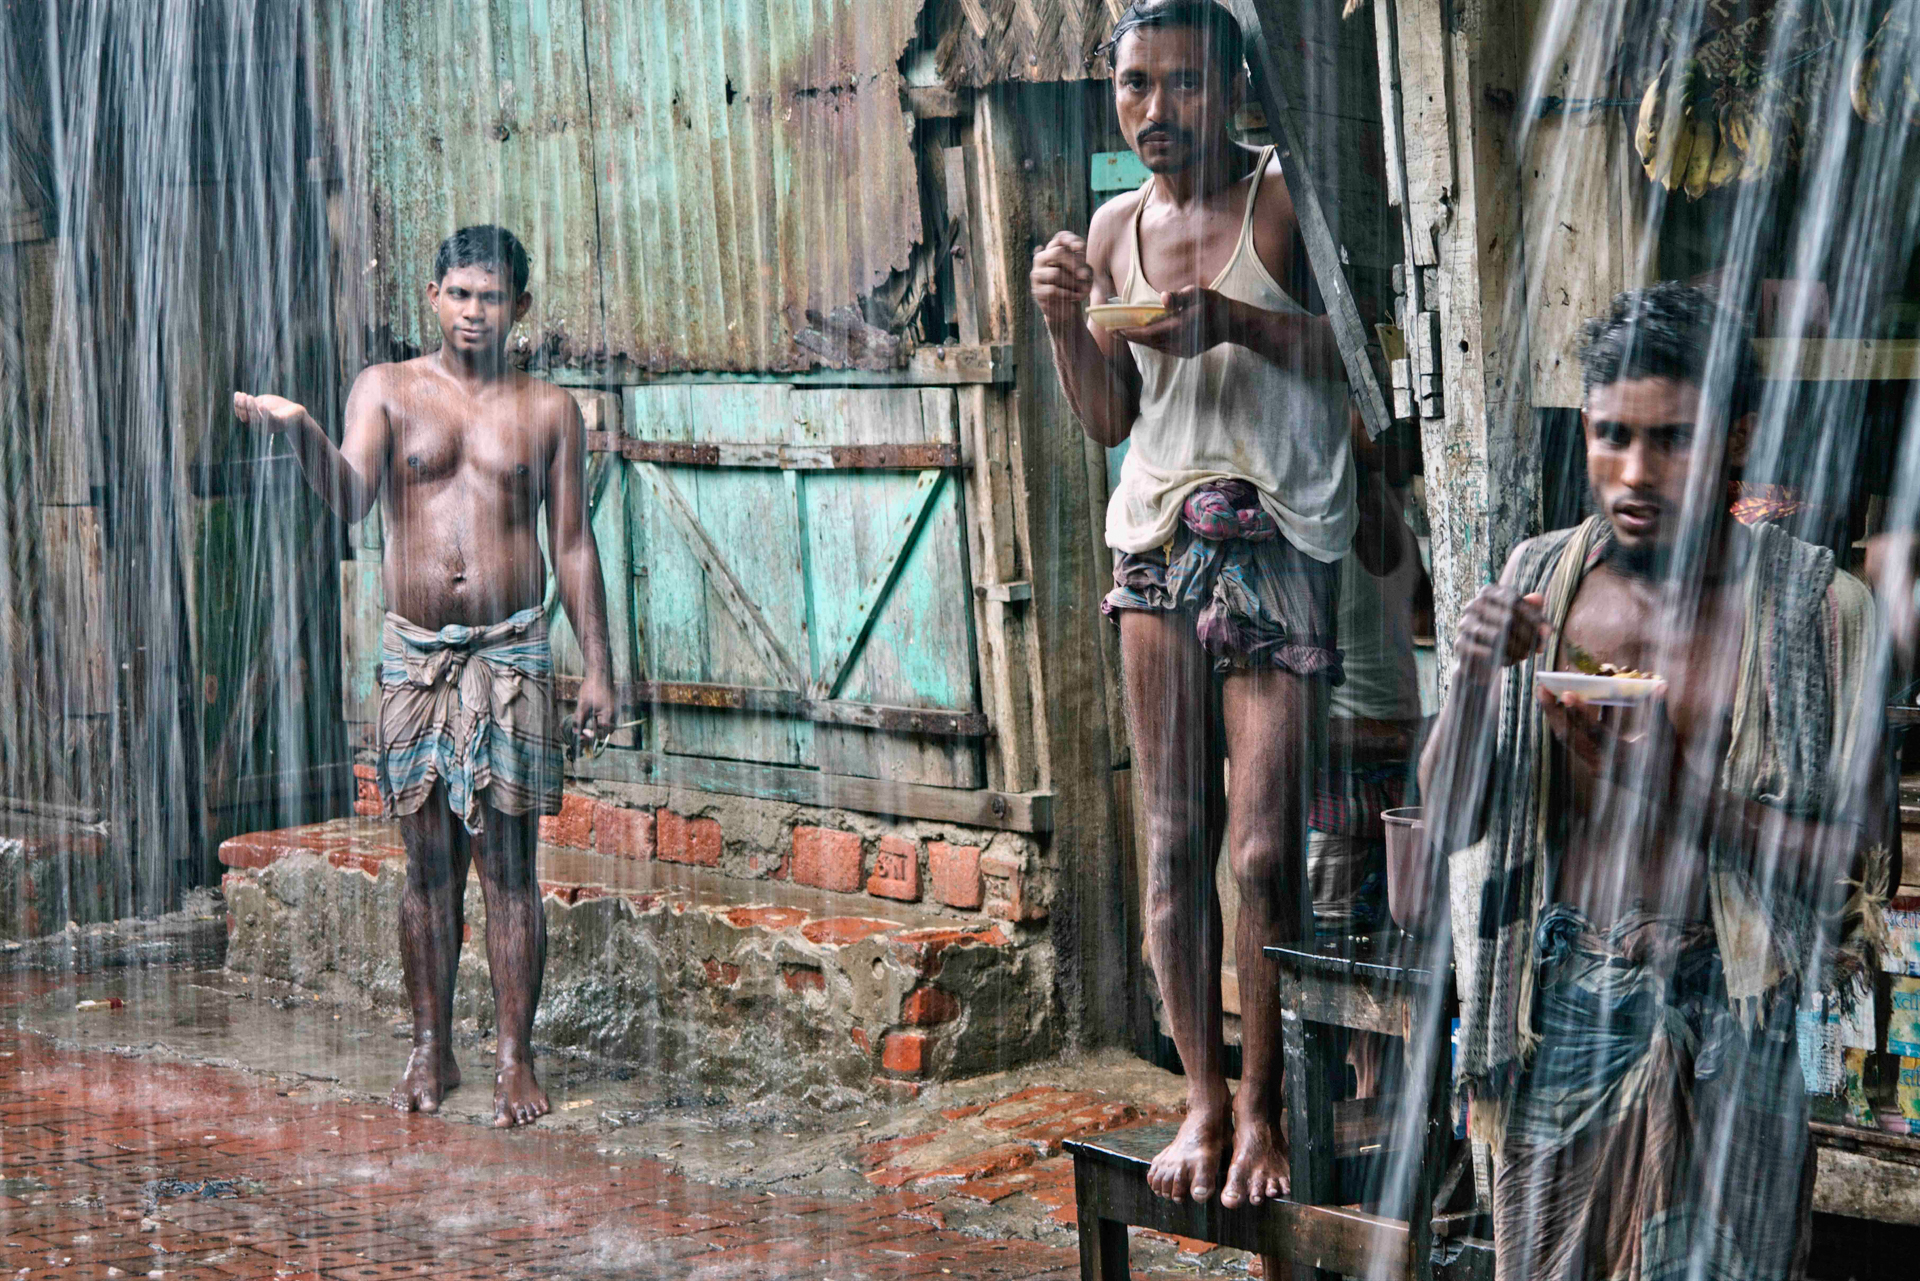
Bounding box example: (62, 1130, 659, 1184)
(1534, 669, 1663, 706)
(1087, 302, 1170, 330)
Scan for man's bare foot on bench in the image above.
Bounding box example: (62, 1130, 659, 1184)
(1220, 1112, 1289, 1208)
(1148, 1091, 1231, 1201)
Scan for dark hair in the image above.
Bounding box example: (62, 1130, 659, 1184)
(1578, 281, 1759, 422)
(1103, 0, 1245, 86)
(433, 224, 530, 296)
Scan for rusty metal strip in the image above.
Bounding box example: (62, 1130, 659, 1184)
(590, 438, 960, 470)
(634, 462, 805, 690)
(556, 678, 989, 737)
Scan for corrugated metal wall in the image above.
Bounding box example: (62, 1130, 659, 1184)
(321, 0, 924, 372)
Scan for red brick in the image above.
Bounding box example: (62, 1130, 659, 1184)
(701, 958, 741, 987)
(913, 1142, 1034, 1183)
(850, 1027, 871, 1053)
(800, 917, 896, 947)
(657, 810, 722, 866)
(591, 802, 654, 860)
(865, 835, 921, 902)
(217, 833, 286, 871)
(886, 925, 1010, 976)
(780, 966, 825, 994)
(853, 1130, 940, 1169)
(354, 772, 382, 818)
(982, 850, 1045, 922)
(724, 905, 809, 931)
(900, 988, 960, 1026)
(927, 842, 982, 909)
(790, 826, 863, 893)
(538, 792, 594, 849)
(880, 1031, 928, 1076)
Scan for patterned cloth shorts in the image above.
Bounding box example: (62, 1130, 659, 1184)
(1102, 490, 1342, 680)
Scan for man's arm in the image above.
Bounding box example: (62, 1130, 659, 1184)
(1393, 549, 1547, 933)
(232, 368, 389, 523)
(1030, 202, 1142, 448)
(544, 393, 616, 739)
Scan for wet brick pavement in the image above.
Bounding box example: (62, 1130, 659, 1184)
(0, 991, 1203, 1280)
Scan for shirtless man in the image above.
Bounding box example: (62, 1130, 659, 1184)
(234, 224, 616, 1128)
(1029, 0, 1354, 1207)
(1402, 283, 1876, 1278)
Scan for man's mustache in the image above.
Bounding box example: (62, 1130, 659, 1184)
(1136, 124, 1191, 146)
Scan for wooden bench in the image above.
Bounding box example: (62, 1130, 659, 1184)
(1064, 936, 1494, 1280)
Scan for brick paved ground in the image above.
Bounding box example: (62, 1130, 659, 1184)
(0, 970, 1220, 1281)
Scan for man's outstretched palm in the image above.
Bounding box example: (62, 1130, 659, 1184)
(233, 391, 308, 433)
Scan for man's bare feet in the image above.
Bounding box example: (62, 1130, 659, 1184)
(1148, 1094, 1231, 1201)
(492, 1056, 550, 1128)
(391, 1044, 461, 1113)
(1219, 1112, 1290, 1208)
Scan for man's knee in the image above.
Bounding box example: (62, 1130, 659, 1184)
(1229, 839, 1301, 912)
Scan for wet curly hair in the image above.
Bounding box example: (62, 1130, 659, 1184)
(1578, 281, 1759, 422)
(433, 224, 530, 296)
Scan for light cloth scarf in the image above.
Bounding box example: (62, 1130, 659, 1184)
(1448, 516, 1879, 1147)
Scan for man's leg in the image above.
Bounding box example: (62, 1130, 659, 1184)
(1120, 610, 1229, 1201)
(394, 784, 469, 1112)
(471, 804, 550, 1127)
(1218, 667, 1321, 1206)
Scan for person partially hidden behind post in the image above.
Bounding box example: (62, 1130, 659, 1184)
(1029, 0, 1356, 1207)
(1397, 283, 1882, 1278)
(234, 225, 617, 1127)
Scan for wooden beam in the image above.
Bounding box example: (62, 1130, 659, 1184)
(586, 436, 965, 469)
(572, 747, 1052, 833)
(554, 676, 992, 738)
(1230, 0, 1395, 441)
(544, 344, 1012, 389)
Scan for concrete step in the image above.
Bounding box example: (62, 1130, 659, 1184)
(218, 818, 1057, 1104)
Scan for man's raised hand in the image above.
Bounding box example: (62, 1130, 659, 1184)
(1453, 586, 1548, 683)
(233, 391, 310, 434)
(1030, 231, 1094, 328)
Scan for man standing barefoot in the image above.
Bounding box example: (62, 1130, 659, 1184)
(1029, 1, 1354, 1207)
(234, 224, 616, 1128)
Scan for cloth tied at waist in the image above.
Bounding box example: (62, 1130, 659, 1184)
(1181, 479, 1278, 543)
(377, 606, 563, 834)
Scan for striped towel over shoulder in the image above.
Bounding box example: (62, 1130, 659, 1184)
(376, 606, 564, 834)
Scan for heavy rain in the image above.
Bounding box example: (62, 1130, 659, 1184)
(2, 0, 1919, 1278)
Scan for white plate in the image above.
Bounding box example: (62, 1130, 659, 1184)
(1086, 303, 1169, 330)
(1534, 670, 1662, 706)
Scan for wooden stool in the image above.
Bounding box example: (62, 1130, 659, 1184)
(1064, 936, 1492, 1280)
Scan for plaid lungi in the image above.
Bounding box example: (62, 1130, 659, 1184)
(376, 606, 565, 835)
(1493, 904, 1812, 1281)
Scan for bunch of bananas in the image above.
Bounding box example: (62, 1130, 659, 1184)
(1634, 59, 1782, 197)
(1850, 8, 1920, 126)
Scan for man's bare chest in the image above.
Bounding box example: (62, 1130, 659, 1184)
(1135, 205, 1248, 292)
(387, 395, 546, 497)
(1559, 575, 1745, 757)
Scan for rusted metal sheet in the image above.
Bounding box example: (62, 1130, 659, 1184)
(581, 0, 926, 372)
(552, 677, 992, 736)
(326, 0, 926, 371)
(935, 0, 1125, 88)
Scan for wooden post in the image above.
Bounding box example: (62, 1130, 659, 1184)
(1382, 0, 1537, 670)
(968, 82, 1145, 1051)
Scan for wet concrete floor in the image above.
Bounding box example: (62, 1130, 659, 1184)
(1, 913, 1248, 1279)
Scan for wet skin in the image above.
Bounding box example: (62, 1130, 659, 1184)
(1031, 24, 1350, 1208)
(1414, 376, 1863, 936)
(235, 263, 615, 1127)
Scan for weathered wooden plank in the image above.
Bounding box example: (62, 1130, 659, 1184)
(941, 145, 983, 347)
(575, 747, 1051, 833)
(813, 468, 947, 699)
(339, 559, 383, 724)
(588, 436, 965, 470)
(40, 506, 109, 716)
(1232, 0, 1394, 440)
(555, 677, 992, 737)
(958, 384, 1039, 793)
(636, 460, 804, 691)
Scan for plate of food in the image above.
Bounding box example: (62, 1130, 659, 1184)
(1534, 670, 1663, 706)
(1087, 302, 1170, 330)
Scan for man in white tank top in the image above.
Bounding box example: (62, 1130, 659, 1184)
(1029, 0, 1357, 1210)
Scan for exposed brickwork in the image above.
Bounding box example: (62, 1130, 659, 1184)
(901, 987, 961, 1026)
(701, 958, 742, 986)
(537, 791, 594, 848)
(781, 965, 826, 993)
(800, 917, 897, 947)
(880, 1030, 929, 1076)
(867, 834, 922, 901)
(352, 762, 381, 818)
(656, 809, 722, 866)
(790, 826, 864, 893)
(927, 842, 982, 909)
(982, 849, 1046, 923)
(591, 801, 654, 859)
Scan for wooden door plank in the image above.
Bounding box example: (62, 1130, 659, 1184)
(636, 460, 804, 692)
(813, 468, 946, 699)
